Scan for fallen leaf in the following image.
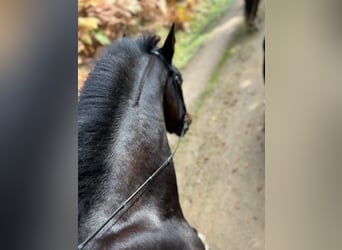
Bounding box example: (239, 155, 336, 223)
(225, 159, 230, 168)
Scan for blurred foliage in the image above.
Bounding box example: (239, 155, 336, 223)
(172, 0, 235, 68)
(78, 0, 236, 90)
(78, 0, 198, 65)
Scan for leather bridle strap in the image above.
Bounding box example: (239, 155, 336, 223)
(150, 50, 187, 115)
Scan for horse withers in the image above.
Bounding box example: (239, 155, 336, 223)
(78, 25, 206, 249)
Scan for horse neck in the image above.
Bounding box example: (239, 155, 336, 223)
(108, 56, 173, 189)
(78, 56, 181, 231)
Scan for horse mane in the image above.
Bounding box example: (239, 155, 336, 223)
(78, 35, 161, 206)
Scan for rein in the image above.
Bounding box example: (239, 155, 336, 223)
(78, 122, 186, 250)
(78, 50, 188, 250)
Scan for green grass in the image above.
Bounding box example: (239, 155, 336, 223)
(159, 0, 237, 69)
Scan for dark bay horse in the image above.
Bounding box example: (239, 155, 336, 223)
(244, 0, 260, 29)
(78, 25, 205, 249)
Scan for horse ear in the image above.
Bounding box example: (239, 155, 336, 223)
(160, 23, 176, 63)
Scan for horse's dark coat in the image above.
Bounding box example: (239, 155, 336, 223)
(244, 0, 260, 28)
(78, 27, 204, 250)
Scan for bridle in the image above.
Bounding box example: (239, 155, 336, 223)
(78, 50, 188, 250)
(150, 49, 187, 117)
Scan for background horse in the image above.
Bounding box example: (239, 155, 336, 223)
(244, 0, 260, 29)
(78, 25, 205, 249)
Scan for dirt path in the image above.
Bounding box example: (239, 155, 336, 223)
(171, 1, 265, 249)
(180, 0, 244, 112)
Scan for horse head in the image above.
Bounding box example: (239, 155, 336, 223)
(152, 24, 191, 136)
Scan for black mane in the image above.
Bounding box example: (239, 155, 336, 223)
(78, 35, 161, 206)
